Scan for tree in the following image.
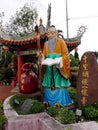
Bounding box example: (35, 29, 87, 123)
(5, 3, 38, 37)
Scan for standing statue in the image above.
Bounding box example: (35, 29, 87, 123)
(42, 25, 73, 107)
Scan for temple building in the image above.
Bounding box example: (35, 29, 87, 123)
(0, 4, 86, 94)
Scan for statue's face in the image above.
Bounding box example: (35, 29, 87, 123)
(47, 27, 57, 39)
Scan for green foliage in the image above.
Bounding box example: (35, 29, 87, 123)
(68, 87, 77, 106)
(47, 106, 60, 117)
(10, 95, 45, 114)
(2, 51, 13, 67)
(9, 94, 98, 124)
(68, 88, 77, 99)
(82, 106, 98, 121)
(0, 114, 6, 128)
(0, 102, 7, 128)
(10, 95, 34, 112)
(92, 103, 98, 109)
(58, 108, 75, 124)
(0, 50, 17, 84)
(70, 53, 79, 87)
(9, 93, 77, 125)
(29, 101, 45, 114)
(66, 128, 71, 130)
(0, 102, 3, 115)
(70, 54, 80, 67)
(0, 102, 3, 110)
(10, 95, 23, 108)
(5, 3, 38, 37)
(4, 67, 13, 78)
(2, 67, 14, 84)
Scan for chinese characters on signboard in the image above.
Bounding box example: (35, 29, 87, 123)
(81, 55, 89, 106)
(77, 52, 98, 108)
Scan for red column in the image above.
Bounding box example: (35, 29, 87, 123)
(17, 49, 23, 86)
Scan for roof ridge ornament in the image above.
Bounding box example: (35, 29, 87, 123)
(46, 3, 51, 30)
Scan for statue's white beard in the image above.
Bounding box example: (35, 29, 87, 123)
(48, 38, 56, 52)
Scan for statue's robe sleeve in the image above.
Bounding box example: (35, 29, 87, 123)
(59, 39, 70, 78)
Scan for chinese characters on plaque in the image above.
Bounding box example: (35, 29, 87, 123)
(77, 52, 98, 107)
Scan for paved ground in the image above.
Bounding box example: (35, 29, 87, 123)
(0, 84, 12, 102)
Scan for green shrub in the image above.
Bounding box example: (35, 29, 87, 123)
(10, 95, 35, 113)
(10, 95, 25, 108)
(68, 87, 77, 106)
(0, 67, 14, 85)
(28, 101, 45, 114)
(0, 102, 7, 129)
(10, 95, 22, 113)
(82, 106, 98, 120)
(92, 103, 98, 109)
(0, 102, 3, 115)
(10, 95, 45, 114)
(47, 106, 60, 117)
(70, 54, 80, 67)
(58, 108, 75, 124)
(0, 114, 6, 128)
(0, 102, 3, 110)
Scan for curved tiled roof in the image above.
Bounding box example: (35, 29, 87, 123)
(0, 33, 81, 52)
(0, 24, 86, 52)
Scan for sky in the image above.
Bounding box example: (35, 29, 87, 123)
(0, 0, 98, 59)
